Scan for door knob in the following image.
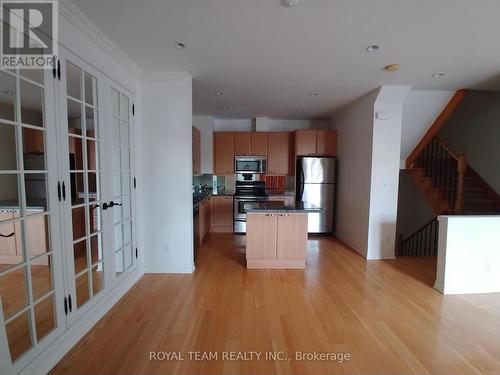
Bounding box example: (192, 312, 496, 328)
(99, 201, 123, 211)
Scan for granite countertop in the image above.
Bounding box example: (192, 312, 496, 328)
(246, 201, 321, 213)
(193, 187, 235, 207)
(0, 200, 46, 210)
(266, 189, 295, 198)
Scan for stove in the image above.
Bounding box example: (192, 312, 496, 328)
(234, 178, 268, 234)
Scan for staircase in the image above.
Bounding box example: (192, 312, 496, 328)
(407, 137, 500, 215)
(399, 91, 500, 256)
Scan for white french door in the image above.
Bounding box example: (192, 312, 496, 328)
(108, 84, 137, 281)
(57, 48, 112, 324)
(0, 67, 66, 373)
(56, 48, 137, 324)
(0, 46, 137, 374)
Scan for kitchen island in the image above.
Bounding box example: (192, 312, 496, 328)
(245, 201, 321, 269)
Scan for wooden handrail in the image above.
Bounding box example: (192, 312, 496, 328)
(435, 137, 460, 161)
(406, 89, 466, 168)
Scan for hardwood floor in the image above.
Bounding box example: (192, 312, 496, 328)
(51, 234, 500, 375)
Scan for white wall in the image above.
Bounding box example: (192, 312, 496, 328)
(330, 90, 379, 257)
(141, 72, 194, 273)
(367, 86, 410, 259)
(401, 90, 454, 165)
(438, 91, 500, 193)
(435, 215, 500, 294)
(255, 118, 330, 131)
(214, 118, 253, 131)
(213, 117, 329, 132)
(331, 86, 410, 259)
(193, 116, 214, 174)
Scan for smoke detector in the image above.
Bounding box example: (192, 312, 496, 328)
(281, 0, 299, 7)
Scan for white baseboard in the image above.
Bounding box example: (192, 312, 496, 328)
(144, 264, 195, 274)
(19, 269, 143, 375)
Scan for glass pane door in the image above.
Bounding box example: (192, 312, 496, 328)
(58, 50, 108, 323)
(0, 67, 65, 370)
(109, 87, 136, 278)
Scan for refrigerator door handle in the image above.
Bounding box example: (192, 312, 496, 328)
(299, 164, 305, 200)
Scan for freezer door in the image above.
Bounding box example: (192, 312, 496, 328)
(300, 157, 336, 184)
(301, 183, 335, 233)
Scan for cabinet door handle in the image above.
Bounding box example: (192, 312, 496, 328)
(0, 232, 14, 238)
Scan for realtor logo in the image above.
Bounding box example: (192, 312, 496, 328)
(1, 0, 58, 69)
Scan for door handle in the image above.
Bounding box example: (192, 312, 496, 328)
(0, 232, 14, 238)
(102, 200, 122, 210)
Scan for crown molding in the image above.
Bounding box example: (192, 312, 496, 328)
(59, 0, 143, 79)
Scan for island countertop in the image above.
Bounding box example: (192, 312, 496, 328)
(245, 201, 321, 213)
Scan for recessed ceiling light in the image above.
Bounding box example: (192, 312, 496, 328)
(384, 64, 400, 72)
(281, 0, 299, 7)
(214, 91, 224, 96)
(309, 93, 319, 97)
(366, 45, 380, 52)
(174, 42, 186, 49)
(297, 108, 304, 112)
(432, 72, 445, 78)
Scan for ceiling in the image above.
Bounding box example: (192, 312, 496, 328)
(71, 0, 500, 119)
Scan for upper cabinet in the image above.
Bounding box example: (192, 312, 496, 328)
(295, 130, 317, 156)
(234, 132, 268, 156)
(251, 132, 268, 156)
(267, 132, 293, 175)
(192, 126, 201, 175)
(213, 132, 235, 175)
(234, 132, 251, 156)
(295, 129, 337, 157)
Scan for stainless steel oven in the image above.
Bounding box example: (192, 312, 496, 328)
(233, 178, 268, 234)
(235, 156, 267, 174)
(234, 196, 268, 233)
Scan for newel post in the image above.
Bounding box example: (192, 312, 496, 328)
(455, 152, 467, 213)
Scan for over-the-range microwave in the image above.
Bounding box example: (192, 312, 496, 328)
(234, 156, 267, 174)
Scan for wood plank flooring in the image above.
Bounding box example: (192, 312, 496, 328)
(51, 234, 500, 375)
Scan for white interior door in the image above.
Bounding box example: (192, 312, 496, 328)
(57, 48, 111, 325)
(108, 84, 137, 281)
(0, 67, 66, 373)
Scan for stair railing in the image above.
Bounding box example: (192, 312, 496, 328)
(399, 217, 439, 256)
(412, 137, 466, 214)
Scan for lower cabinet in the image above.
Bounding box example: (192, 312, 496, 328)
(211, 196, 233, 233)
(246, 212, 308, 268)
(198, 197, 211, 245)
(245, 213, 277, 259)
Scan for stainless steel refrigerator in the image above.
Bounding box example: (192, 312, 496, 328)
(296, 157, 336, 233)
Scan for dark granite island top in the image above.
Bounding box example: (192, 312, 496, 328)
(245, 201, 322, 213)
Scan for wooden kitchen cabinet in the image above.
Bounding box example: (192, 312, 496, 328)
(295, 129, 337, 157)
(234, 132, 251, 156)
(23, 128, 44, 154)
(198, 197, 211, 245)
(192, 126, 201, 175)
(213, 132, 235, 175)
(246, 213, 277, 260)
(267, 132, 292, 175)
(0, 211, 17, 257)
(316, 130, 337, 156)
(251, 132, 268, 156)
(246, 211, 308, 269)
(211, 195, 233, 233)
(276, 213, 307, 260)
(295, 130, 317, 156)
